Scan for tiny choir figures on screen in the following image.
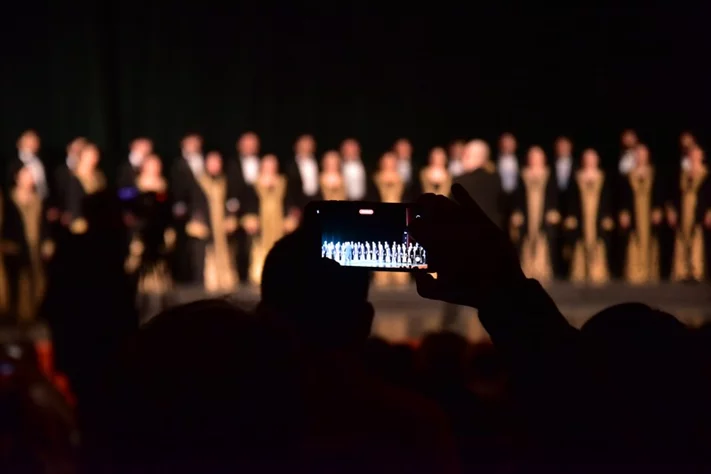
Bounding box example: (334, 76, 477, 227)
(419, 147, 452, 196)
(322, 240, 426, 269)
(0, 167, 54, 320)
(183, 151, 240, 293)
(245, 154, 300, 285)
(123, 154, 175, 298)
(509, 146, 559, 283)
(668, 146, 711, 281)
(618, 145, 663, 284)
(369, 152, 412, 287)
(64, 143, 106, 235)
(564, 149, 614, 285)
(318, 151, 347, 201)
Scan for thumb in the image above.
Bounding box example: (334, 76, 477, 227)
(413, 271, 441, 301)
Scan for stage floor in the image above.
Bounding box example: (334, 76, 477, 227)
(3, 282, 710, 345)
(172, 281, 711, 343)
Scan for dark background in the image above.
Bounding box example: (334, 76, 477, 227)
(1, 1, 709, 178)
(321, 204, 408, 246)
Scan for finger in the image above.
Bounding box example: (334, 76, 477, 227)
(413, 271, 441, 300)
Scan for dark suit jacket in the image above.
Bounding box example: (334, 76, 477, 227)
(117, 161, 140, 190)
(53, 164, 72, 211)
(286, 158, 320, 208)
(453, 166, 505, 229)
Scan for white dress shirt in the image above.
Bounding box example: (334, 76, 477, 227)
(66, 155, 78, 171)
(497, 154, 519, 193)
(681, 155, 690, 171)
(296, 155, 319, 197)
(241, 155, 260, 185)
(184, 153, 204, 178)
(397, 158, 412, 184)
(19, 151, 48, 199)
(555, 156, 573, 190)
(619, 150, 636, 175)
(448, 159, 463, 178)
(129, 151, 145, 169)
(343, 159, 367, 200)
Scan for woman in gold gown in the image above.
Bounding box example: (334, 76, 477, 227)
(509, 146, 559, 283)
(318, 150, 347, 201)
(369, 152, 411, 288)
(123, 155, 175, 318)
(1, 167, 54, 321)
(668, 146, 711, 281)
(184, 151, 240, 293)
(245, 154, 299, 285)
(565, 148, 614, 285)
(64, 143, 106, 235)
(418, 147, 452, 196)
(618, 144, 663, 284)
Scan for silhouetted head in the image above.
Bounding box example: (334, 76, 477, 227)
(417, 331, 469, 382)
(97, 300, 301, 473)
(581, 303, 704, 457)
(258, 228, 373, 351)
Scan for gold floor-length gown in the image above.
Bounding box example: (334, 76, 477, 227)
(570, 172, 611, 285)
(419, 168, 452, 196)
(373, 173, 410, 288)
(198, 175, 238, 293)
(249, 175, 292, 285)
(672, 167, 707, 281)
(320, 174, 347, 201)
(11, 190, 51, 321)
(518, 170, 554, 283)
(624, 171, 660, 284)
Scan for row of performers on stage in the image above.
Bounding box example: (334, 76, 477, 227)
(507, 144, 711, 285)
(1, 128, 710, 322)
(322, 241, 427, 268)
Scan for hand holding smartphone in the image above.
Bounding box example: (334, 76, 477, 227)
(304, 201, 427, 272)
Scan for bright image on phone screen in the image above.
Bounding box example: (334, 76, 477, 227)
(319, 204, 426, 270)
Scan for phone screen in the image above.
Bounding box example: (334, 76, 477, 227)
(310, 201, 427, 271)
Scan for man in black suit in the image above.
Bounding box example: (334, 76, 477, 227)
(453, 140, 504, 229)
(552, 136, 575, 279)
(7, 130, 48, 200)
(286, 134, 319, 209)
(443, 139, 504, 331)
(226, 132, 261, 284)
(170, 134, 205, 283)
(117, 137, 153, 191)
(54, 136, 87, 214)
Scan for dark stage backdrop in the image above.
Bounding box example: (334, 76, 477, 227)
(1, 1, 709, 179)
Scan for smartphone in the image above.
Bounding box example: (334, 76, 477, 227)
(304, 201, 427, 271)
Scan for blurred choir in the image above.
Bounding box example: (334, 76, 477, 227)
(0, 128, 709, 319)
